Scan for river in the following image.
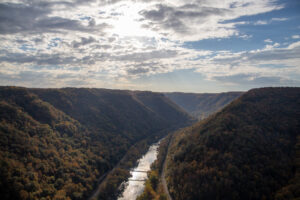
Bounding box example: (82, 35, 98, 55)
(118, 141, 160, 200)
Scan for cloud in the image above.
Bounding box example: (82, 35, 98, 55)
(212, 73, 299, 86)
(72, 36, 97, 48)
(114, 49, 178, 62)
(0, 2, 109, 35)
(287, 41, 300, 49)
(264, 39, 273, 43)
(93, 44, 112, 49)
(125, 61, 162, 75)
(253, 17, 288, 26)
(254, 20, 268, 25)
(139, 0, 283, 41)
(140, 4, 229, 34)
(0, 51, 78, 65)
(246, 48, 299, 62)
(271, 17, 288, 22)
(139, 3, 234, 40)
(127, 67, 150, 75)
(211, 41, 300, 66)
(292, 35, 300, 39)
(0, 69, 95, 88)
(187, 40, 300, 87)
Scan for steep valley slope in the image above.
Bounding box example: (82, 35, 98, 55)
(0, 86, 192, 200)
(165, 87, 300, 200)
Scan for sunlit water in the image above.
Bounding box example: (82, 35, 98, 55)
(118, 142, 159, 200)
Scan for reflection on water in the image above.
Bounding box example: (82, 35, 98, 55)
(118, 142, 159, 200)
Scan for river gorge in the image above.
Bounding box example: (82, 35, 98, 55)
(118, 142, 160, 200)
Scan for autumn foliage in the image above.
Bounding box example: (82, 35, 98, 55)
(166, 87, 300, 200)
(0, 86, 191, 200)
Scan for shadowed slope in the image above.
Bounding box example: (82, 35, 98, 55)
(166, 88, 300, 200)
(0, 86, 192, 200)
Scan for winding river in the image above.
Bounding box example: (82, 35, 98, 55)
(118, 142, 160, 200)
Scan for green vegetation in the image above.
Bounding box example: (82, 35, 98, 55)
(0, 86, 192, 200)
(165, 91, 243, 120)
(165, 87, 300, 200)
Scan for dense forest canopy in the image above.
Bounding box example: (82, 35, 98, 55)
(164, 92, 243, 120)
(0, 86, 192, 200)
(165, 87, 300, 200)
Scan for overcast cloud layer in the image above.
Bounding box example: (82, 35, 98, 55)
(0, 0, 299, 92)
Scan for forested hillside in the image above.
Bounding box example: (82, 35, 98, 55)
(165, 87, 300, 200)
(0, 86, 192, 200)
(164, 92, 243, 119)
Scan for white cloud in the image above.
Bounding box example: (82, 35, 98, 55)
(287, 41, 300, 49)
(264, 39, 273, 43)
(271, 17, 288, 21)
(139, 0, 284, 41)
(201, 41, 300, 81)
(254, 20, 268, 25)
(292, 35, 300, 39)
(253, 17, 288, 25)
(239, 34, 253, 40)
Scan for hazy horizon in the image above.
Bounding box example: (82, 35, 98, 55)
(0, 84, 249, 93)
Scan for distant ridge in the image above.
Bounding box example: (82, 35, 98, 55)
(164, 91, 243, 119)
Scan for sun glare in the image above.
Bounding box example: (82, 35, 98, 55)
(110, 3, 156, 37)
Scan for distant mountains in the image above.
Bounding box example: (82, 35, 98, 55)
(0, 87, 192, 200)
(165, 92, 243, 120)
(165, 88, 300, 200)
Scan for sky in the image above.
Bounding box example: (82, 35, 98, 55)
(0, 0, 299, 92)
